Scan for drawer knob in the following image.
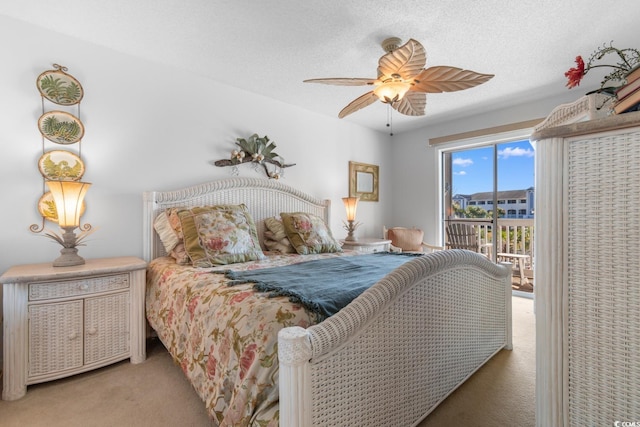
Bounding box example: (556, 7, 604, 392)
(87, 327, 97, 335)
(79, 284, 89, 291)
(68, 332, 78, 340)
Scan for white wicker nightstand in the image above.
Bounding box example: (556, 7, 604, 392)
(340, 238, 391, 253)
(0, 256, 147, 401)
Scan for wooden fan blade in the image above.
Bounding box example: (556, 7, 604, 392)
(410, 66, 494, 93)
(378, 39, 426, 80)
(303, 77, 377, 86)
(392, 92, 426, 116)
(338, 91, 379, 118)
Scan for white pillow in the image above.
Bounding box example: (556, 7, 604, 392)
(153, 210, 180, 253)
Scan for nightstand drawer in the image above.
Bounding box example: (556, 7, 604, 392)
(29, 274, 130, 301)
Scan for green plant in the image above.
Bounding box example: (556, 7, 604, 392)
(499, 227, 531, 253)
(214, 133, 296, 179)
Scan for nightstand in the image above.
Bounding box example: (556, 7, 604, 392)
(0, 256, 147, 401)
(340, 238, 392, 253)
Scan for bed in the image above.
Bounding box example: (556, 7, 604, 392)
(142, 177, 512, 427)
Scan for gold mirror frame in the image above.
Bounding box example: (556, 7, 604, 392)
(349, 161, 379, 202)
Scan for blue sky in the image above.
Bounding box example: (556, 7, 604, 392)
(451, 139, 535, 195)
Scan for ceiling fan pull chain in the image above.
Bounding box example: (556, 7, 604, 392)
(387, 104, 394, 136)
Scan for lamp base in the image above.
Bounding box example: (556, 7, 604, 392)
(53, 247, 85, 267)
(344, 219, 359, 242)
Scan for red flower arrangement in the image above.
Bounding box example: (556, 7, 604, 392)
(565, 42, 640, 89)
(565, 57, 585, 89)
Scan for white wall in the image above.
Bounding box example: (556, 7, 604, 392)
(0, 16, 393, 357)
(0, 15, 393, 274)
(390, 91, 587, 247)
(0, 14, 591, 366)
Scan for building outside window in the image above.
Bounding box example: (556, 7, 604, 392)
(452, 188, 535, 219)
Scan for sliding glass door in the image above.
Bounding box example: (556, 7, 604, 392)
(443, 145, 496, 259)
(443, 139, 535, 263)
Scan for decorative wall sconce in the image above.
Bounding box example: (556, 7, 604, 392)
(44, 180, 93, 266)
(342, 196, 361, 242)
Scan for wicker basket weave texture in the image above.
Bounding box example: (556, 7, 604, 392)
(28, 274, 129, 301)
(84, 292, 130, 364)
(29, 300, 83, 376)
(27, 274, 131, 379)
(567, 131, 640, 424)
(148, 178, 330, 259)
(307, 251, 508, 426)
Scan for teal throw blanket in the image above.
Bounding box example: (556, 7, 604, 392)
(222, 252, 420, 319)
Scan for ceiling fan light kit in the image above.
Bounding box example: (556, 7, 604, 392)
(304, 37, 494, 118)
(373, 81, 411, 103)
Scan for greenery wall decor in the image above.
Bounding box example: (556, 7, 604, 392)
(31, 64, 87, 232)
(38, 150, 85, 181)
(38, 110, 85, 144)
(36, 64, 84, 105)
(214, 133, 295, 179)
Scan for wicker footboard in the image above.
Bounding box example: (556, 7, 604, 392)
(278, 250, 512, 427)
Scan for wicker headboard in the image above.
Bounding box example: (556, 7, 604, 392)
(142, 177, 332, 261)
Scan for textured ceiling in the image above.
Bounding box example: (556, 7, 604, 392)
(2, 0, 640, 134)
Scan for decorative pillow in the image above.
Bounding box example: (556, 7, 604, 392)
(153, 209, 181, 253)
(153, 209, 191, 264)
(387, 228, 424, 252)
(166, 207, 185, 239)
(179, 204, 264, 267)
(170, 243, 190, 265)
(263, 230, 295, 254)
(280, 212, 342, 255)
(263, 216, 295, 253)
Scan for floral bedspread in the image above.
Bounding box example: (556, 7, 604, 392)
(145, 251, 358, 426)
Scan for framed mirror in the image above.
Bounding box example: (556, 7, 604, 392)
(349, 161, 379, 202)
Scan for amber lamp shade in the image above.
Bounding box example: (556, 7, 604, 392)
(45, 180, 92, 266)
(342, 196, 360, 242)
(373, 81, 411, 103)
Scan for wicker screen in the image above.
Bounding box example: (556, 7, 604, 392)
(567, 130, 640, 424)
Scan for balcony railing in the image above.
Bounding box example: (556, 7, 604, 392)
(445, 218, 534, 280)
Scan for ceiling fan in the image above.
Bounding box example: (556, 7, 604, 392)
(304, 37, 494, 118)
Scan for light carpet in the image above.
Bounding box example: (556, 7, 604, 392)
(0, 296, 535, 426)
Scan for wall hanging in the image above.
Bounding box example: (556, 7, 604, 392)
(349, 161, 379, 202)
(30, 64, 93, 266)
(214, 133, 295, 179)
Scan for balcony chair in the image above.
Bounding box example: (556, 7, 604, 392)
(445, 222, 492, 257)
(383, 226, 444, 254)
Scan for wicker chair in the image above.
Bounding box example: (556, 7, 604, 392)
(445, 223, 491, 257)
(383, 226, 443, 254)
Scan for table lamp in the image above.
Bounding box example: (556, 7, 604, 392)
(342, 196, 361, 242)
(45, 180, 92, 267)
